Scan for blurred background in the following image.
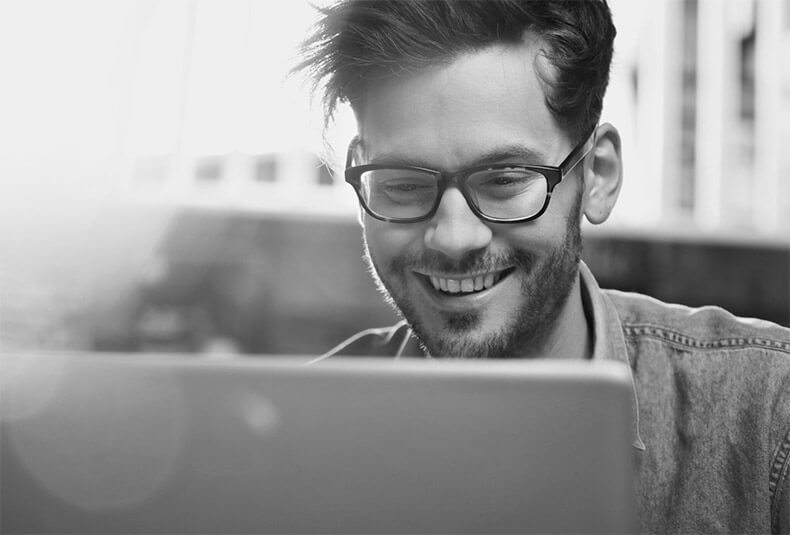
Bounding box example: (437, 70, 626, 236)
(0, 0, 788, 356)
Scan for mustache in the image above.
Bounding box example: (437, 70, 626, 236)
(391, 248, 537, 274)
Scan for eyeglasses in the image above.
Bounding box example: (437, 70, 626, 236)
(345, 129, 596, 224)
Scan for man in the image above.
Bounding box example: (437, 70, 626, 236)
(295, 1, 790, 532)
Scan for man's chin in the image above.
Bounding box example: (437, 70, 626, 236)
(439, 310, 480, 333)
(389, 276, 527, 359)
(409, 318, 507, 359)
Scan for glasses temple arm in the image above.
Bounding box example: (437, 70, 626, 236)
(345, 136, 363, 169)
(560, 129, 597, 176)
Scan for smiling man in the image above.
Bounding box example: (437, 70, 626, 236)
(352, 42, 599, 362)
(295, 1, 790, 533)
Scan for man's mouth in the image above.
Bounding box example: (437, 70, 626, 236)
(416, 268, 515, 296)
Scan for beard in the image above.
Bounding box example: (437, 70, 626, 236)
(362, 192, 583, 359)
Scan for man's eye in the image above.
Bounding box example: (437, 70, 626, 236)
(385, 182, 430, 192)
(485, 174, 528, 186)
(472, 170, 543, 200)
(381, 179, 435, 194)
(374, 179, 436, 206)
(480, 173, 532, 189)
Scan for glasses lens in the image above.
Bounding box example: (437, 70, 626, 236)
(466, 168, 548, 220)
(359, 169, 439, 220)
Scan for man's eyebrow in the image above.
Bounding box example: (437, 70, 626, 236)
(367, 145, 549, 170)
(470, 146, 549, 166)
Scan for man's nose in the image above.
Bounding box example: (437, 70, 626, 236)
(424, 187, 493, 260)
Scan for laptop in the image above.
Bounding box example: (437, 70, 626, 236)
(1, 352, 637, 534)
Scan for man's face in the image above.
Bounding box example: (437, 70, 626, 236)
(354, 38, 586, 359)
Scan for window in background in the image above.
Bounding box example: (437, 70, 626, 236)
(254, 154, 278, 183)
(679, 0, 698, 217)
(195, 156, 224, 183)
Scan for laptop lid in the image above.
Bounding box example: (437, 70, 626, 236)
(1, 353, 637, 534)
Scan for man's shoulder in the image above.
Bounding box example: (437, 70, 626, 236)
(603, 290, 790, 533)
(603, 287, 790, 356)
(604, 288, 790, 443)
(603, 288, 790, 421)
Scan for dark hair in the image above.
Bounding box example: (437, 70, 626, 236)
(295, 0, 616, 145)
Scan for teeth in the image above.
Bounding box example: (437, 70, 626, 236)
(428, 272, 505, 294)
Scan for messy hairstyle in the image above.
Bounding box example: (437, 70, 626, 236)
(295, 0, 616, 145)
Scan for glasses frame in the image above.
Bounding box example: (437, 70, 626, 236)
(344, 129, 597, 224)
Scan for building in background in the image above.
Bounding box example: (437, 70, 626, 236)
(618, 0, 790, 237)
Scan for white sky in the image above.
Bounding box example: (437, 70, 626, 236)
(0, 0, 341, 160)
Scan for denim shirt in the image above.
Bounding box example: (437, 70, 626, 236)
(319, 262, 790, 534)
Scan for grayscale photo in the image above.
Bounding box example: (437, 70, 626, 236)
(1, 1, 789, 533)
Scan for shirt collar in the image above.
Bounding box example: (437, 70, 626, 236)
(579, 261, 646, 451)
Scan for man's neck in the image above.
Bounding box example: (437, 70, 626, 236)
(519, 275, 592, 360)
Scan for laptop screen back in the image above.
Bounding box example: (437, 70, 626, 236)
(1, 353, 637, 534)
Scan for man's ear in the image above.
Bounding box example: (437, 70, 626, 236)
(582, 123, 623, 225)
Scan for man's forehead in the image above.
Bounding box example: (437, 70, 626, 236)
(350, 38, 566, 169)
(352, 137, 551, 171)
